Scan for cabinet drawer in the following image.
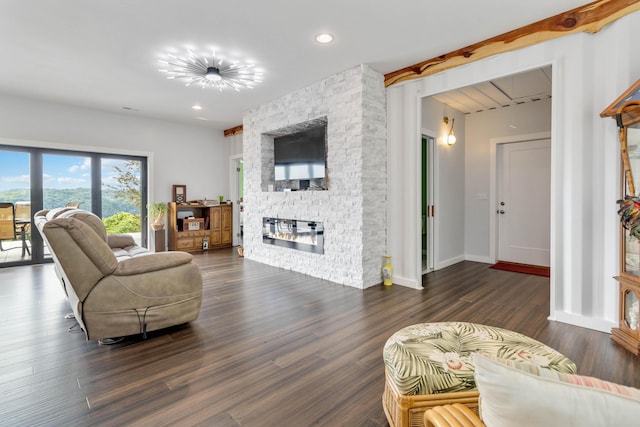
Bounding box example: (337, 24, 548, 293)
(176, 238, 194, 249)
(180, 230, 207, 238)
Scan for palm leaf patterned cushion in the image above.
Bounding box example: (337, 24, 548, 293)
(383, 322, 576, 395)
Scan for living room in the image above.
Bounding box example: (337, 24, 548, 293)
(2, 1, 640, 426)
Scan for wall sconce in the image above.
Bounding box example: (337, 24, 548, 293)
(443, 117, 456, 145)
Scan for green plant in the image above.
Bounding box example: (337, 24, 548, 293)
(148, 202, 168, 228)
(103, 212, 141, 234)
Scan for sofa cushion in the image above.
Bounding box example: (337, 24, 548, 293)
(45, 207, 75, 220)
(107, 234, 138, 250)
(473, 353, 640, 426)
(55, 209, 108, 242)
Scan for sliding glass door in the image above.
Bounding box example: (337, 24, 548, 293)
(42, 153, 92, 211)
(101, 158, 145, 246)
(0, 145, 147, 267)
(0, 148, 32, 264)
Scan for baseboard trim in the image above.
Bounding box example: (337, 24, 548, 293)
(464, 255, 493, 264)
(393, 274, 423, 290)
(437, 255, 465, 270)
(550, 311, 616, 333)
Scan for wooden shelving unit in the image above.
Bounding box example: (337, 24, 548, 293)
(168, 202, 232, 252)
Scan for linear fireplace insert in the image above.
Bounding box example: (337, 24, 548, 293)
(262, 217, 324, 254)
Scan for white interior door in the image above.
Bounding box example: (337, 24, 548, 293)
(497, 139, 551, 266)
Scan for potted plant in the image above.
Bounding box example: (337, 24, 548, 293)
(148, 202, 168, 231)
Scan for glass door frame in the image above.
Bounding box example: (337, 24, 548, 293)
(0, 144, 148, 267)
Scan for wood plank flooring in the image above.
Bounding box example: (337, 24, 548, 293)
(1, 249, 639, 426)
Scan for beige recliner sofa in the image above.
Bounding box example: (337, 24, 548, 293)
(34, 207, 202, 341)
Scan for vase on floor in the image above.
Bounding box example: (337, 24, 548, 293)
(382, 255, 393, 286)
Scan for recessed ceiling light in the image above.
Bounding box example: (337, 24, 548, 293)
(315, 33, 334, 44)
(192, 105, 202, 110)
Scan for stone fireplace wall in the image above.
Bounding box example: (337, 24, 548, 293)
(242, 65, 386, 289)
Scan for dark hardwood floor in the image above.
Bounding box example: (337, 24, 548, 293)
(1, 249, 639, 426)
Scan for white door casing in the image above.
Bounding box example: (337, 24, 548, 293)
(229, 155, 243, 247)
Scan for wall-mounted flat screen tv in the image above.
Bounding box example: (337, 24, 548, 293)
(274, 123, 327, 191)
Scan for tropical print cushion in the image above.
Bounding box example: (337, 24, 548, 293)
(383, 322, 576, 395)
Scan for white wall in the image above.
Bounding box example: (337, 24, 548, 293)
(387, 11, 640, 332)
(464, 99, 552, 262)
(420, 97, 466, 270)
(0, 93, 228, 205)
(227, 133, 243, 158)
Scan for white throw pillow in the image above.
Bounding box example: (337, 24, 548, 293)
(472, 353, 640, 427)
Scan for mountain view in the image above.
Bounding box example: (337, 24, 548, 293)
(0, 188, 138, 218)
(0, 188, 141, 234)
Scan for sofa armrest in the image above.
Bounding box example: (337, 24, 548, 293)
(113, 251, 194, 276)
(424, 404, 484, 427)
(107, 233, 136, 249)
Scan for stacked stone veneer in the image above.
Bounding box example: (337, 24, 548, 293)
(242, 65, 387, 289)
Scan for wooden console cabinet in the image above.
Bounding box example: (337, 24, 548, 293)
(168, 202, 232, 252)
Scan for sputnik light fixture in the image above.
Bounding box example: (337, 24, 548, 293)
(443, 116, 456, 145)
(158, 47, 264, 92)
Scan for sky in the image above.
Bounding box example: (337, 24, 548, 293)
(0, 151, 132, 192)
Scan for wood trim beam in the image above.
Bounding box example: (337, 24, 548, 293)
(384, 0, 640, 87)
(224, 124, 243, 137)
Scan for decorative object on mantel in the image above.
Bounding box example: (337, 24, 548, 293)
(382, 255, 394, 286)
(158, 47, 264, 91)
(199, 198, 219, 206)
(148, 202, 168, 231)
(601, 78, 640, 355)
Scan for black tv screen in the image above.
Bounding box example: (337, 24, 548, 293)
(274, 124, 326, 190)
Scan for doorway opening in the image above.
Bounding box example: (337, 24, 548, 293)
(422, 135, 435, 274)
(419, 65, 552, 278)
(229, 155, 244, 247)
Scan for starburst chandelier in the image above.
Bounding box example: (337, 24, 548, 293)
(158, 48, 263, 91)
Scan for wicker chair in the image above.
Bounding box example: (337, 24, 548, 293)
(424, 404, 484, 427)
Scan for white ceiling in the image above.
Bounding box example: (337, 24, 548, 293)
(434, 67, 552, 115)
(0, 1, 587, 131)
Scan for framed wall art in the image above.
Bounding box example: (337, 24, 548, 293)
(173, 184, 187, 203)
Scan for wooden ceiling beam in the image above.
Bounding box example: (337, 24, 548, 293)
(224, 124, 244, 137)
(384, 0, 640, 87)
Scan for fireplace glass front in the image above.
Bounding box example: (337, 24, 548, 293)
(262, 217, 323, 254)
